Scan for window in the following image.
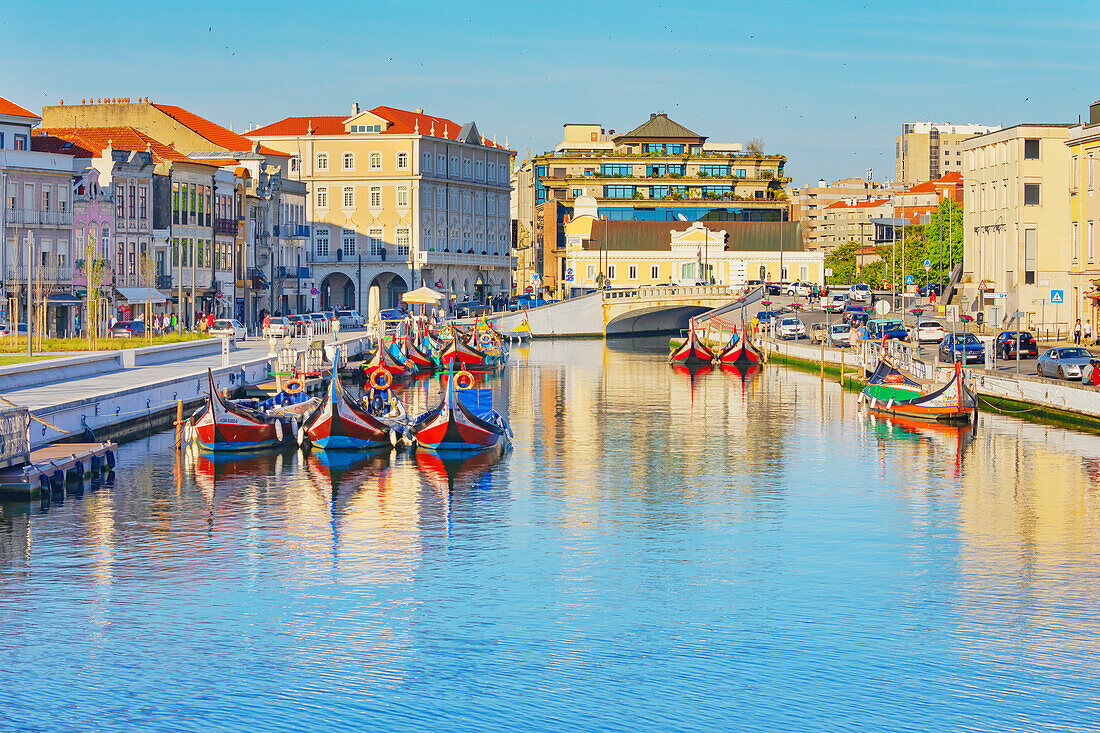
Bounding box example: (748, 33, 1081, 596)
(342, 229, 357, 257)
(463, 191, 471, 213)
(397, 152, 409, 170)
(698, 165, 730, 177)
(396, 186, 409, 207)
(350, 124, 382, 133)
(1024, 183, 1040, 206)
(316, 187, 328, 208)
(172, 182, 180, 224)
(342, 152, 355, 171)
(607, 264, 616, 280)
(463, 159, 471, 178)
(1090, 154, 1095, 192)
(117, 186, 125, 218)
(735, 169, 747, 178)
(587, 264, 596, 281)
(604, 186, 635, 198)
(1024, 139, 1040, 160)
(13, 134, 26, 150)
(342, 186, 354, 208)
(651, 265, 659, 280)
(438, 153, 446, 172)
(487, 163, 495, 182)
(289, 156, 300, 173)
(315, 228, 330, 257)
(475, 160, 484, 179)
(1072, 222, 1080, 261)
(1024, 228, 1037, 284)
(423, 152, 432, 172)
(572, 188, 584, 197)
(41, 186, 51, 212)
(601, 164, 633, 177)
(628, 265, 637, 280)
(58, 186, 68, 213)
(139, 186, 147, 220)
(316, 152, 329, 171)
(368, 228, 384, 257)
(1072, 156, 1080, 190)
(370, 186, 381, 207)
(396, 227, 410, 256)
(759, 265, 767, 279)
(369, 152, 382, 170)
(1090, 221, 1095, 262)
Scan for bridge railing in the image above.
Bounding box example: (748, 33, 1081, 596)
(602, 285, 737, 301)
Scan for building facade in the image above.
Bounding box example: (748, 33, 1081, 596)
(960, 124, 1073, 330)
(1066, 101, 1100, 327)
(529, 113, 790, 295)
(896, 121, 1001, 186)
(789, 177, 899, 251)
(247, 104, 514, 316)
(819, 198, 894, 250)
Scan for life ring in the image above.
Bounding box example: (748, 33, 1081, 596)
(454, 370, 475, 390)
(370, 368, 393, 391)
(479, 334, 492, 347)
(884, 374, 904, 384)
(284, 379, 304, 395)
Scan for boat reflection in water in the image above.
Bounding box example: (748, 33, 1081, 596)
(865, 409, 978, 478)
(189, 446, 294, 505)
(303, 448, 393, 500)
(415, 445, 505, 495)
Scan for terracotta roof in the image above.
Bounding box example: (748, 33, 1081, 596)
(34, 126, 198, 164)
(0, 96, 38, 119)
(901, 181, 939, 194)
(31, 132, 95, 157)
(824, 198, 892, 210)
(615, 113, 704, 142)
(152, 104, 286, 157)
(936, 171, 963, 183)
(247, 105, 508, 148)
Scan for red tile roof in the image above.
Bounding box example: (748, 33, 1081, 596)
(247, 116, 347, 137)
(33, 126, 202, 165)
(824, 198, 892, 210)
(0, 96, 38, 119)
(152, 104, 287, 157)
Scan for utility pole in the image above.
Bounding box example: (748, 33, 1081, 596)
(26, 230, 33, 357)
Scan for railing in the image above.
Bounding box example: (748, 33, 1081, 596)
(5, 265, 74, 283)
(2, 209, 74, 226)
(156, 274, 172, 289)
(214, 218, 237, 236)
(421, 251, 514, 267)
(602, 285, 733, 301)
(274, 224, 310, 238)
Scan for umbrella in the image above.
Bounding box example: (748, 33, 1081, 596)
(402, 286, 444, 305)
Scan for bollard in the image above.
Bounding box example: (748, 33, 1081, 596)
(175, 399, 183, 449)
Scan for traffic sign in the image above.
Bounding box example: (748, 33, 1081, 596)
(531, 272, 540, 283)
(1051, 289, 1064, 303)
(824, 267, 833, 277)
(905, 275, 914, 285)
(923, 259, 931, 272)
(310, 287, 319, 296)
(875, 299, 891, 316)
(564, 267, 574, 282)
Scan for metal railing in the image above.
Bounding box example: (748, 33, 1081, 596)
(5, 265, 74, 282)
(214, 218, 237, 236)
(274, 224, 310, 238)
(3, 209, 74, 227)
(602, 284, 733, 300)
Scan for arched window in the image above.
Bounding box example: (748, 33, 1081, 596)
(316, 152, 328, 171)
(342, 152, 355, 170)
(397, 152, 409, 170)
(369, 152, 382, 170)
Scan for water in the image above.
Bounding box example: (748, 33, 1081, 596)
(2, 339, 1099, 732)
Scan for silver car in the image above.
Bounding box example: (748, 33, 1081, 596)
(774, 316, 806, 340)
(827, 323, 852, 347)
(1037, 347, 1094, 380)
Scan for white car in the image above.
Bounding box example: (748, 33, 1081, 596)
(774, 316, 806, 340)
(785, 281, 813, 297)
(911, 320, 945, 344)
(848, 283, 872, 303)
(209, 319, 247, 341)
(336, 310, 364, 328)
(823, 293, 848, 312)
(262, 316, 291, 338)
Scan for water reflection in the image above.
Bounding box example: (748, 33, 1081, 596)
(0, 339, 1099, 730)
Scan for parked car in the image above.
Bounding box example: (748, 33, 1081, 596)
(823, 293, 848, 312)
(842, 309, 870, 327)
(785, 281, 813, 297)
(111, 320, 146, 338)
(774, 316, 806, 340)
(809, 321, 830, 344)
(764, 282, 783, 296)
(995, 331, 1039, 360)
(262, 316, 290, 338)
(828, 323, 852, 347)
(287, 314, 309, 335)
(848, 283, 872, 303)
(336, 310, 364, 328)
(867, 318, 909, 342)
(454, 300, 491, 318)
(1037, 347, 1094, 380)
(755, 310, 781, 325)
(911, 320, 946, 345)
(209, 319, 247, 340)
(939, 333, 986, 365)
(0, 323, 29, 335)
(379, 308, 406, 322)
(918, 283, 943, 297)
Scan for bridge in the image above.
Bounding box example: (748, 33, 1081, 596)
(494, 285, 762, 338)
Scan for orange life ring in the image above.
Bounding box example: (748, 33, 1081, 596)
(454, 370, 475, 390)
(370, 368, 393, 391)
(284, 379, 304, 395)
(884, 374, 904, 384)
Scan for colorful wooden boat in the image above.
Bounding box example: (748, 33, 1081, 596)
(303, 361, 391, 450)
(859, 360, 977, 424)
(404, 338, 436, 372)
(411, 371, 511, 453)
(364, 340, 416, 380)
(188, 370, 286, 451)
(440, 337, 492, 370)
(669, 323, 714, 366)
(717, 330, 762, 366)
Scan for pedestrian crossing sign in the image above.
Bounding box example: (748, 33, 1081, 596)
(1051, 289, 1064, 304)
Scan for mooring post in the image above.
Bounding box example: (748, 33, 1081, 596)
(175, 399, 183, 449)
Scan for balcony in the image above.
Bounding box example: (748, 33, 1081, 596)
(421, 251, 515, 268)
(5, 265, 74, 283)
(214, 218, 238, 236)
(156, 274, 172, 289)
(3, 209, 74, 227)
(273, 224, 311, 238)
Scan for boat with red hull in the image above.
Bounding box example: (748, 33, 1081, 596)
(669, 323, 714, 366)
(303, 362, 392, 450)
(411, 374, 511, 454)
(717, 331, 762, 366)
(189, 370, 286, 451)
(365, 341, 416, 380)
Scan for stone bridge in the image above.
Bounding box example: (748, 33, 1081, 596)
(494, 285, 752, 338)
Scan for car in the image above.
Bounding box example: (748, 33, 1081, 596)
(918, 283, 943, 297)
(1037, 347, 1094, 380)
(336, 310, 364, 328)
(0, 323, 29, 335)
(378, 308, 406, 322)
(848, 283, 872, 303)
(764, 282, 783, 296)
(828, 323, 852, 347)
(995, 331, 1039, 360)
(755, 310, 780, 325)
(262, 316, 291, 338)
(287, 314, 309, 335)
(111, 320, 146, 338)
(209, 319, 247, 340)
(785, 281, 813, 297)
(454, 300, 491, 318)
(912, 320, 946, 344)
(939, 333, 985, 365)
(823, 293, 848, 312)
(842, 309, 870, 328)
(868, 318, 908, 342)
(774, 316, 806, 340)
(809, 321, 830, 343)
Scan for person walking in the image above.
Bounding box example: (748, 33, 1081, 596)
(1074, 318, 1082, 345)
(1086, 319, 1093, 345)
(331, 315, 341, 341)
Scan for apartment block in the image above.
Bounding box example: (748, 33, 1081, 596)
(789, 177, 899, 251)
(1066, 101, 1100, 326)
(896, 121, 1000, 186)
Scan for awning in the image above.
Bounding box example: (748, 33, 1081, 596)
(116, 287, 167, 304)
(402, 286, 444, 305)
(46, 293, 84, 306)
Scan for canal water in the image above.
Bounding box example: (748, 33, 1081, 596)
(1, 339, 1099, 732)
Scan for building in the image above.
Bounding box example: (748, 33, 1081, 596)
(529, 113, 790, 295)
(1, 96, 75, 333)
(789, 177, 899, 251)
(247, 103, 514, 316)
(559, 196, 818, 292)
(896, 121, 1001, 186)
(1066, 101, 1100, 328)
(510, 159, 536, 291)
(818, 198, 894, 251)
(891, 171, 963, 224)
(960, 124, 1073, 330)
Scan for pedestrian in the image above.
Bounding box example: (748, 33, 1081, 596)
(206, 312, 214, 331)
(263, 313, 270, 335)
(848, 323, 859, 349)
(331, 315, 341, 340)
(1086, 319, 1093, 344)
(1074, 318, 1082, 345)
(1092, 360, 1100, 387)
(109, 315, 117, 330)
(153, 314, 161, 332)
(930, 289, 937, 306)
(751, 315, 759, 336)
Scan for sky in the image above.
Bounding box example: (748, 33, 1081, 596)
(3, 0, 1099, 185)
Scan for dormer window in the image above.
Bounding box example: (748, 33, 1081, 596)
(350, 124, 382, 133)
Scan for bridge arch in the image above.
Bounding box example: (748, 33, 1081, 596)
(605, 304, 713, 336)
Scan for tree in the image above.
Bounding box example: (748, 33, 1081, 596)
(921, 199, 963, 286)
(824, 241, 858, 285)
(744, 138, 765, 156)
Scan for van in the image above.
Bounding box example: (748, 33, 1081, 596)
(848, 283, 872, 303)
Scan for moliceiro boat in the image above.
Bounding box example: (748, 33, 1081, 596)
(717, 330, 762, 367)
(411, 370, 511, 453)
(188, 370, 292, 451)
(302, 361, 392, 450)
(669, 322, 714, 366)
(859, 360, 977, 424)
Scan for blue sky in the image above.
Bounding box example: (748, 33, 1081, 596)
(3, 0, 1098, 184)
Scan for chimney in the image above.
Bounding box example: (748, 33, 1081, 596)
(650, 113, 657, 119)
(415, 107, 423, 114)
(352, 101, 360, 115)
(818, 179, 825, 188)
(1090, 100, 1100, 126)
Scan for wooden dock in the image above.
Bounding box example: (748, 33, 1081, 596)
(0, 442, 117, 498)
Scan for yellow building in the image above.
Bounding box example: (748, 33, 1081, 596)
(247, 103, 514, 314)
(560, 197, 819, 292)
(1066, 101, 1100, 326)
